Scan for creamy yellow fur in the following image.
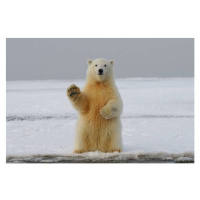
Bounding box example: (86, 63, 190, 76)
(67, 59, 123, 153)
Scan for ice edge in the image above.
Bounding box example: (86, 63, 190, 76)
(6, 151, 194, 163)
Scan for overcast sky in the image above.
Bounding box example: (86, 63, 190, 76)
(6, 38, 194, 80)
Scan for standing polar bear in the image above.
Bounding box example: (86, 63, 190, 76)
(67, 58, 123, 153)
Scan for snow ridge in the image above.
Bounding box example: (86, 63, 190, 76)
(7, 151, 194, 163)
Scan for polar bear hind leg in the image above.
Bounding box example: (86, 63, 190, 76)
(98, 129, 122, 153)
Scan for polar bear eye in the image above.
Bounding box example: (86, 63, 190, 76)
(104, 65, 107, 67)
(95, 64, 98, 67)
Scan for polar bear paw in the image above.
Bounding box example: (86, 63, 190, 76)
(100, 106, 116, 119)
(110, 149, 122, 153)
(74, 150, 85, 154)
(67, 84, 81, 100)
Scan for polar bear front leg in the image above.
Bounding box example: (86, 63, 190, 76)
(67, 84, 88, 113)
(67, 84, 81, 101)
(100, 100, 120, 119)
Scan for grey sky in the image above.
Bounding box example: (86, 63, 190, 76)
(6, 38, 194, 80)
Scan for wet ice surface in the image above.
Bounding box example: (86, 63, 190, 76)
(6, 78, 194, 163)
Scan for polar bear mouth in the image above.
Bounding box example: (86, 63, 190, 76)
(98, 73, 104, 76)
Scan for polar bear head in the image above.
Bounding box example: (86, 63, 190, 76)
(87, 58, 115, 83)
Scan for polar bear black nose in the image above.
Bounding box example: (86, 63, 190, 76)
(98, 69, 103, 75)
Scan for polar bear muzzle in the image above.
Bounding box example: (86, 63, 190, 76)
(98, 69, 104, 75)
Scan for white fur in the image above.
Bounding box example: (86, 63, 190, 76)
(67, 58, 123, 153)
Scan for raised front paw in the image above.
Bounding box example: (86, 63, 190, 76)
(67, 84, 81, 99)
(100, 106, 115, 119)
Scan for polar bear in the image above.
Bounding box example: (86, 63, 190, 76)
(67, 58, 123, 153)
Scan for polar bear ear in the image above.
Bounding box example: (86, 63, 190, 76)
(110, 60, 114, 66)
(87, 59, 93, 66)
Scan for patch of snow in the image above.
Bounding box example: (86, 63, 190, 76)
(6, 78, 194, 162)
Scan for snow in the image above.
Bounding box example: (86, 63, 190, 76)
(6, 78, 194, 162)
